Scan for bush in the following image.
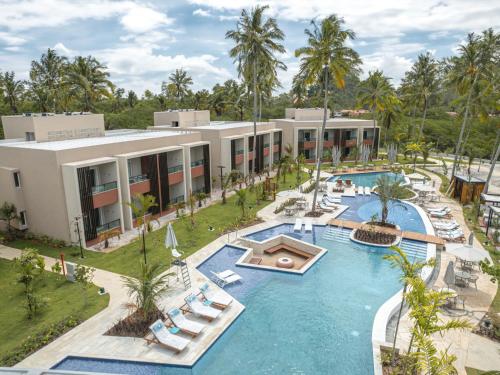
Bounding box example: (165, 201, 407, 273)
(303, 181, 317, 194)
(273, 198, 299, 214)
(0, 316, 81, 366)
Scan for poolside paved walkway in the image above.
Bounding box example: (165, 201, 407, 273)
(391, 168, 500, 374)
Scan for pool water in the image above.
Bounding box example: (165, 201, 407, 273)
(328, 172, 404, 188)
(54, 225, 404, 375)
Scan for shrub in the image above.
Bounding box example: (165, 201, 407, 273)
(303, 181, 317, 194)
(273, 198, 299, 214)
(0, 316, 81, 366)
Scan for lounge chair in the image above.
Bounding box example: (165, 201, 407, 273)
(357, 186, 364, 195)
(345, 179, 352, 187)
(167, 308, 205, 337)
(317, 202, 334, 212)
(293, 218, 303, 232)
(199, 283, 233, 309)
(432, 220, 459, 231)
(210, 269, 242, 288)
(364, 186, 371, 195)
(304, 219, 313, 232)
(428, 206, 450, 214)
(148, 320, 189, 353)
(437, 229, 464, 241)
(323, 195, 341, 204)
(430, 210, 450, 218)
(336, 179, 343, 187)
(184, 294, 222, 321)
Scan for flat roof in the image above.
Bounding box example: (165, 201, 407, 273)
(192, 121, 271, 130)
(275, 118, 372, 123)
(454, 174, 486, 183)
(0, 130, 192, 151)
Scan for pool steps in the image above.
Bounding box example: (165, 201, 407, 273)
(322, 226, 427, 261)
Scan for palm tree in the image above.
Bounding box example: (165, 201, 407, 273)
(295, 153, 306, 187)
(125, 193, 158, 264)
(484, 136, 500, 194)
(168, 68, 193, 107)
(357, 70, 393, 155)
(29, 48, 67, 112)
(375, 175, 407, 224)
(446, 30, 499, 182)
(226, 5, 286, 184)
(122, 262, 171, 321)
(235, 188, 248, 219)
(127, 90, 138, 108)
(383, 246, 435, 365)
(2, 71, 24, 113)
(291, 73, 308, 108)
(380, 94, 401, 146)
(66, 56, 113, 111)
(295, 15, 361, 213)
(406, 142, 423, 172)
(411, 331, 459, 375)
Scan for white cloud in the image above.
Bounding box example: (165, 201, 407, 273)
(361, 54, 414, 84)
(120, 5, 172, 33)
(0, 32, 26, 46)
(218, 15, 239, 21)
(193, 8, 212, 17)
(53, 42, 76, 57)
(4, 46, 22, 52)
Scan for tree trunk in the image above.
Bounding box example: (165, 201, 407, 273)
(391, 283, 408, 364)
(252, 60, 258, 186)
(311, 66, 329, 213)
(417, 99, 428, 142)
(408, 104, 417, 139)
(484, 141, 500, 194)
(371, 107, 376, 161)
(450, 73, 478, 186)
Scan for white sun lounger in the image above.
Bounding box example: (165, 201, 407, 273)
(199, 283, 233, 309)
(185, 294, 221, 321)
(322, 197, 338, 207)
(148, 320, 190, 353)
(324, 195, 341, 204)
(293, 218, 303, 232)
(433, 220, 459, 231)
(437, 228, 464, 240)
(430, 210, 450, 218)
(318, 202, 334, 212)
(358, 186, 364, 195)
(428, 206, 450, 214)
(167, 308, 205, 337)
(364, 186, 371, 195)
(210, 270, 242, 288)
(304, 219, 313, 232)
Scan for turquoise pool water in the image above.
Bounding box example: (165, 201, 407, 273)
(54, 225, 404, 375)
(328, 172, 404, 187)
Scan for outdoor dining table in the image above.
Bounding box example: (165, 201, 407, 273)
(455, 270, 471, 287)
(284, 207, 296, 216)
(296, 201, 307, 210)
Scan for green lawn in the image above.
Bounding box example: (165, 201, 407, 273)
(8, 171, 308, 278)
(307, 156, 436, 171)
(0, 258, 109, 362)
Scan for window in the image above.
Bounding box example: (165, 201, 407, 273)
(172, 121, 179, 127)
(25, 132, 35, 141)
(304, 132, 311, 141)
(363, 130, 368, 139)
(323, 132, 329, 141)
(19, 211, 27, 227)
(13, 172, 21, 188)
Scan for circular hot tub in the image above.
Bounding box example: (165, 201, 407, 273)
(276, 257, 294, 269)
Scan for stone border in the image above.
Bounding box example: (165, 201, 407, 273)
(371, 199, 436, 375)
(350, 222, 402, 248)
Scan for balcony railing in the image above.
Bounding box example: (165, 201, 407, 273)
(192, 187, 206, 195)
(129, 174, 148, 184)
(191, 159, 205, 167)
(299, 137, 316, 142)
(96, 219, 121, 233)
(264, 143, 270, 148)
(92, 181, 117, 194)
(170, 195, 185, 204)
(168, 165, 183, 174)
(235, 149, 244, 155)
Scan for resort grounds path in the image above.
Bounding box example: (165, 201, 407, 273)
(394, 168, 500, 374)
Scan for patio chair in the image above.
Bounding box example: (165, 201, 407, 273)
(167, 308, 205, 337)
(210, 270, 242, 288)
(184, 294, 222, 321)
(199, 283, 233, 309)
(364, 186, 371, 195)
(304, 219, 313, 233)
(468, 274, 479, 290)
(294, 218, 303, 232)
(453, 295, 466, 310)
(345, 179, 352, 187)
(147, 320, 190, 353)
(357, 186, 364, 195)
(336, 179, 343, 187)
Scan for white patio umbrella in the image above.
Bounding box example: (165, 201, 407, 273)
(446, 244, 489, 263)
(165, 222, 181, 258)
(277, 190, 302, 199)
(412, 184, 436, 193)
(406, 172, 427, 181)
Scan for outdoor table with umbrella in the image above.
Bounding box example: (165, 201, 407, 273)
(412, 184, 436, 193)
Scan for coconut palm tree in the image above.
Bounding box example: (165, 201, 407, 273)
(446, 29, 499, 181)
(168, 68, 193, 107)
(125, 193, 158, 264)
(295, 15, 361, 213)
(357, 70, 393, 155)
(406, 142, 423, 172)
(29, 48, 67, 112)
(375, 175, 407, 224)
(235, 188, 248, 219)
(122, 262, 171, 321)
(411, 331, 459, 375)
(383, 246, 435, 365)
(380, 94, 402, 146)
(2, 71, 24, 113)
(66, 56, 113, 111)
(226, 5, 287, 184)
(291, 73, 308, 108)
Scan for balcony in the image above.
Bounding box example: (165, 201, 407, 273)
(168, 165, 184, 185)
(323, 140, 334, 148)
(191, 159, 205, 178)
(129, 174, 150, 195)
(96, 218, 121, 234)
(92, 181, 119, 208)
(363, 138, 374, 146)
(345, 139, 358, 147)
(248, 151, 254, 160)
(235, 153, 244, 165)
(299, 139, 316, 149)
(263, 147, 270, 157)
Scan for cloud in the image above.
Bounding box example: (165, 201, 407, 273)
(0, 32, 26, 46)
(53, 42, 76, 57)
(361, 53, 414, 84)
(193, 8, 212, 17)
(120, 5, 172, 33)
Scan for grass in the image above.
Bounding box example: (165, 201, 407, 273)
(0, 258, 109, 358)
(307, 156, 436, 171)
(8, 171, 308, 278)
(465, 368, 491, 375)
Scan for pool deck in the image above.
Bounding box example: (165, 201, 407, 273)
(327, 218, 446, 246)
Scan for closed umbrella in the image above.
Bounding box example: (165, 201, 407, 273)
(447, 244, 489, 263)
(444, 261, 456, 288)
(165, 222, 181, 258)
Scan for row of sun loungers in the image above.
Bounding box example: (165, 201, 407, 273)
(294, 218, 313, 232)
(428, 206, 465, 242)
(357, 186, 371, 195)
(148, 283, 235, 353)
(210, 269, 242, 288)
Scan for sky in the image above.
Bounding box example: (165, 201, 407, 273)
(0, 0, 498, 95)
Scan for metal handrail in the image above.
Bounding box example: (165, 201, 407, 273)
(92, 181, 117, 194)
(96, 218, 121, 233)
(129, 174, 148, 184)
(191, 159, 205, 167)
(168, 165, 183, 174)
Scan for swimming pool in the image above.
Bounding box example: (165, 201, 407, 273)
(328, 171, 404, 187)
(54, 225, 411, 375)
